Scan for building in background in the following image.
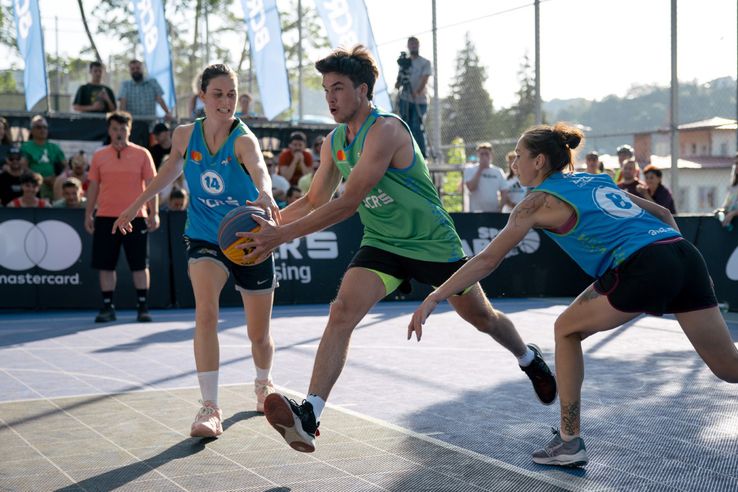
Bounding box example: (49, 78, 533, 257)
(634, 117, 736, 213)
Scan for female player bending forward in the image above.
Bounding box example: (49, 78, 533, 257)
(409, 122, 738, 467)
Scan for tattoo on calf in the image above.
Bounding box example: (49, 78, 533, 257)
(562, 401, 580, 436)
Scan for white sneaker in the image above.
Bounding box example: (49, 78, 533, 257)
(190, 400, 223, 437)
(254, 379, 274, 413)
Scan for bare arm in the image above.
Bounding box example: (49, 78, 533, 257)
(627, 192, 680, 232)
(413, 74, 430, 97)
(465, 166, 482, 192)
(278, 152, 302, 182)
(408, 192, 567, 340)
(234, 133, 280, 221)
(279, 132, 342, 224)
(84, 180, 99, 234)
(241, 119, 404, 261)
(155, 95, 171, 115)
(118, 98, 127, 111)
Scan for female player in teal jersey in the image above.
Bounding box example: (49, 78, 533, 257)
(410, 122, 738, 467)
(113, 64, 280, 438)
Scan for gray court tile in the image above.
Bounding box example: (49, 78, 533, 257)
(252, 461, 351, 484)
(325, 453, 421, 475)
(0, 471, 77, 492)
(229, 447, 316, 468)
(285, 476, 386, 491)
(171, 469, 275, 491)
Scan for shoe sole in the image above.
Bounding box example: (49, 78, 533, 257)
(527, 344, 557, 406)
(532, 450, 588, 467)
(263, 394, 315, 453)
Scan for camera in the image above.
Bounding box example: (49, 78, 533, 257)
(397, 51, 412, 70)
(396, 51, 412, 89)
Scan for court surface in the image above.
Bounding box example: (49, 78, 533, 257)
(1, 299, 737, 491)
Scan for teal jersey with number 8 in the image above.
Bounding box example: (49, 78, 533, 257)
(534, 172, 681, 277)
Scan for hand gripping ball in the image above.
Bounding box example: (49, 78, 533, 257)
(217, 205, 268, 265)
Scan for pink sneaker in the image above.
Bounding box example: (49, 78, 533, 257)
(190, 401, 223, 437)
(254, 379, 275, 413)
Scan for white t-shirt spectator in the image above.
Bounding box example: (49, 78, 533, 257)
(271, 172, 290, 195)
(502, 176, 527, 212)
(463, 164, 507, 212)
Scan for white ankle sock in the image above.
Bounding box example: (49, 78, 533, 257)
(255, 365, 272, 381)
(197, 371, 219, 405)
(306, 394, 325, 422)
(517, 347, 535, 366)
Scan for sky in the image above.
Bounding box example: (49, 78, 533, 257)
(2, 0, 736, 109)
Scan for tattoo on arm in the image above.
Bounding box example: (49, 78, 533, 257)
(561, 401, 580, 437)
(510, 192, 546, 227)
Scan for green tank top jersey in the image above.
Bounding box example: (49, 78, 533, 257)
(331, 107, 464, 262)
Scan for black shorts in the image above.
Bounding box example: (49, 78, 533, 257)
(185, 238, 277, 294)
(348, 245, 469, 295)
(594, 238, 717, 315)
(92, 216, 149, 271)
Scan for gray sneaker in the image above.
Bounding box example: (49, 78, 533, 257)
(532, 428, 588, 467)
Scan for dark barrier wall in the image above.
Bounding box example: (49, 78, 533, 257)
(1, 210, 737, 311)
(0, 208, 169, 309)
(167, 212, 363, 308)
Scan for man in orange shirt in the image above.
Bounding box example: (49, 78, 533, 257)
(85, 111, 159, 323)
(277, 131, 313, 186)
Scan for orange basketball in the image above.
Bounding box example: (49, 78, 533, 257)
(217, 205, 268, 265)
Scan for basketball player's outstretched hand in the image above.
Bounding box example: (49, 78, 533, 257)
(408, 297, 439, 342)
(236, 213, 278, 264)
(246, 192, 281, 225)
(112, 206, 137, 235)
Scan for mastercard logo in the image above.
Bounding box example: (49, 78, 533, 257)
(190, 150, 203, 162)
(336, 149, 346, 161)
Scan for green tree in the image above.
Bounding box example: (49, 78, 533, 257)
(0, 3, 16, 51)
(441, 33, 494, 147)
(503, 53, 538, 139)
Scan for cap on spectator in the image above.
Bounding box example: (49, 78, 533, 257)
(152, 122, 170, 135)
(616, 144, 634, 155)
(7, 145, 21, 156)
(585, 150, 599, 159)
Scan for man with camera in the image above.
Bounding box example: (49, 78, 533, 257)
(395, 36, 432, 158)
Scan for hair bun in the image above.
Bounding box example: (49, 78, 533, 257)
(566, 134, 581, 150)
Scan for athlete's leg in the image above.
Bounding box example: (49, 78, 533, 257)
(241, 290, 275, 376)
(189, 260, 228, 373)
(241, 289, 276, 412)
(553, 284, 639, 437)
(263, 266, 387, 452)
(188, 259, 229, 437)
(676, 307, 738, 383)
(307, 267, 387, 399)
(449, 282, 557, 404)
(447, 283, 526, 356)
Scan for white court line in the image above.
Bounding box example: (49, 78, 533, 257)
(271, 385, 600, 492)
(0, 382, 598, 491)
